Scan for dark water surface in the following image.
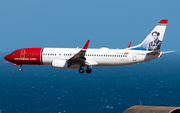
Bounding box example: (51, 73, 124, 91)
(0, 52, 180, 113)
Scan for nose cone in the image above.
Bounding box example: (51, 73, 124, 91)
(4, 54, 11, 62)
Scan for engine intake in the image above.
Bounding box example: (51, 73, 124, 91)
(52, 60, 68, 68)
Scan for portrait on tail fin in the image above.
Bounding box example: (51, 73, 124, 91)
(148, 31, 162, 51)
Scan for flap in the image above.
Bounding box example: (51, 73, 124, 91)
(85, 59, 98, 66)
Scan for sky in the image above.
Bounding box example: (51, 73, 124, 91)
(0, 0, 180, 53)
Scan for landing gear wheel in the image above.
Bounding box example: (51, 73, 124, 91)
(19, 65, 23, 71)
(86, 68, 92, 74)
(79, 68, 84, 73)
(19, 68, 23, 71)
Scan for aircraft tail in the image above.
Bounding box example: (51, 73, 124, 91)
(128, 19, 168, 51)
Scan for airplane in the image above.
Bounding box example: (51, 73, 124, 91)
(4, 19, 171, 73)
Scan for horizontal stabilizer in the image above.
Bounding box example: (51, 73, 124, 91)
(147, 50, 161, 55)
(162, 50, 175, 54)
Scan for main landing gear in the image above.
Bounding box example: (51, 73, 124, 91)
(79, 67, 92, 74)
(86, 67, 92, 73)
(79, 68, 84, 73)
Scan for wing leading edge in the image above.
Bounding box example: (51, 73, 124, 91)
(68, 40, 91, 66)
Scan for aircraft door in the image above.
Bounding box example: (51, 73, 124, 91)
(20, 49, 26, 58)
(132, 52, 137, 61)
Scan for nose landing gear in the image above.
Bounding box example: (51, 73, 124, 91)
(19, 65, 23, 71)
(19, 68, 23, 71)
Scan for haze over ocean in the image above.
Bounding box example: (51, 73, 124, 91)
(0, 52, 180, 113)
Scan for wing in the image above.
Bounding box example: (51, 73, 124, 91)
(68, 40, 90, 66)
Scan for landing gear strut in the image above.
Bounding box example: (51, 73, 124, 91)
(86, 67, 92, 74)
(19, 65, 23, 71)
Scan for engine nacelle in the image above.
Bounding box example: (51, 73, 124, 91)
(52, 60, 68, 68)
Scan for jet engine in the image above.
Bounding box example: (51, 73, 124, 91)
(52, 60, 68, 68)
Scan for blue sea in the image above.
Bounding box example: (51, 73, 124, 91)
(0, 52, 180, 113)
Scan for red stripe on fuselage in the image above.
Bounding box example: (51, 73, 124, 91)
(5, 48, 43, 65)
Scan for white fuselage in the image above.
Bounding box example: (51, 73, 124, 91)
(41, 47, 160, 69)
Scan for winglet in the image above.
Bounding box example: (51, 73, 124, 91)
(83, 40, 90, 49)
(126, 42, 132, 48)
(158, 19, 168, 24)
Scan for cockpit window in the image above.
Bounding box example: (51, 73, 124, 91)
(11, 52, 16, 55)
